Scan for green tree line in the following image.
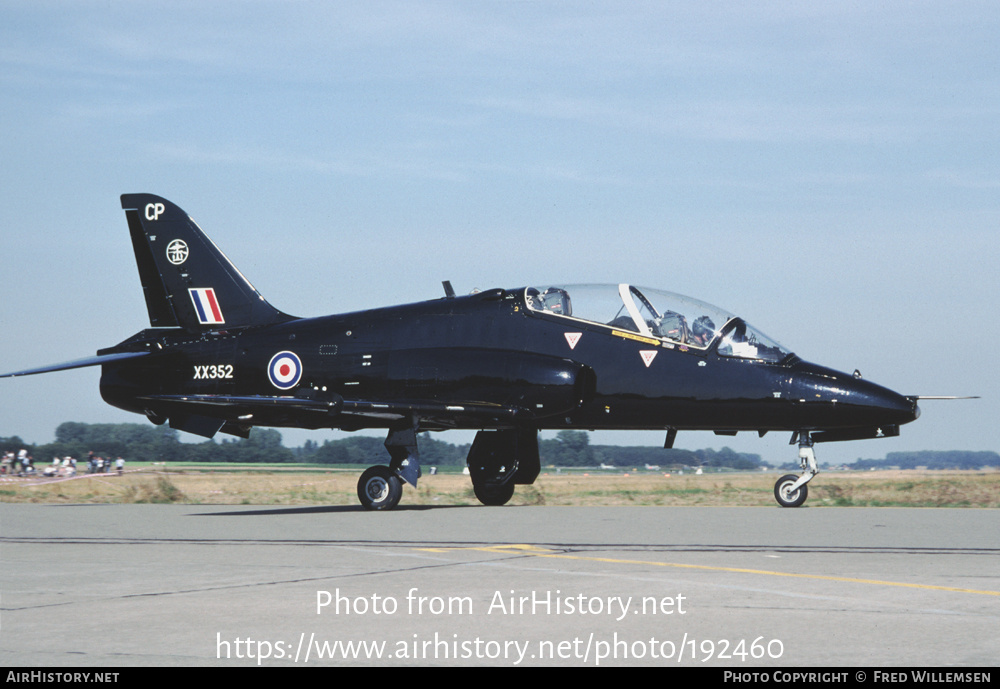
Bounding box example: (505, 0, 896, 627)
(851, 451, 1000, 470)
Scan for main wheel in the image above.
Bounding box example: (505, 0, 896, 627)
(357, 466, 403, 511)
(774, 474, 808, 508)
(473, 482, 515, 506)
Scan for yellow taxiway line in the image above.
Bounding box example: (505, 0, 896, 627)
(417, 544, 1000, 597)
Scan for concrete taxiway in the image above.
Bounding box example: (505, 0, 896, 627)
(1, 504, 997, 666)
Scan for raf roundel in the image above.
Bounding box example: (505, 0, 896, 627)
(267, 351, 302, 390)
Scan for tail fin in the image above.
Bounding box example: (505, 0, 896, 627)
(121, 194, 294, 330)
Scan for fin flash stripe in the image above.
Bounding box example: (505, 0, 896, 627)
(189, 288, 225, 325)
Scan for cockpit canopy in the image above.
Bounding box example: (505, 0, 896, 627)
(525, 284, 793, 363)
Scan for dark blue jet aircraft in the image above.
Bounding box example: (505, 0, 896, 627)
(3, 194, 927, 509)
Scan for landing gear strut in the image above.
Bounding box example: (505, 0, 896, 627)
(774, 432, 819, 508)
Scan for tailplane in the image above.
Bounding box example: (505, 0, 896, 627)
(121, 194, 294, 330)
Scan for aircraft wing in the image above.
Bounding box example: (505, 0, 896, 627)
(0, 351, 150, 378)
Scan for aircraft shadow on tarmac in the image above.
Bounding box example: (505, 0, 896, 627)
(192, 503, 478, 516)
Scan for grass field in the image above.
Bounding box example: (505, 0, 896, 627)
(2, 466, 998, 508)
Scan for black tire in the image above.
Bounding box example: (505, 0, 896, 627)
(774, 474, 808, 508)
(473, 482, 515, 506)
(357, 466, 403, 511)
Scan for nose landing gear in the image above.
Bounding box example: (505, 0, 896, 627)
(774, 432, 819, 507)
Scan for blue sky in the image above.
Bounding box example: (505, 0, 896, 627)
(2, 2, 997, 464)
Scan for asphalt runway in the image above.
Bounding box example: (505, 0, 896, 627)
(1, 503, 997, 667)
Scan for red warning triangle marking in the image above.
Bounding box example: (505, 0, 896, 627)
(564, 332, 582, 350)
(639, 350, 657, 367)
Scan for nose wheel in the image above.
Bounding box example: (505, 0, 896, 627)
(774, 474, 808, 507)
(773, 432, 819, 507)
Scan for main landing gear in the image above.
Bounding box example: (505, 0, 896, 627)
(473, 482, 516, 506)
(467, 428, 540, 507)
(773, 432, 819, 508)
(356, 425, 421, 511)
(357, 465, 403, 511)
(354, 426, 542, 510)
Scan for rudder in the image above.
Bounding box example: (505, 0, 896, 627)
(121, 194, 294, 330)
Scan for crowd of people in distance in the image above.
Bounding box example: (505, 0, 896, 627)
(1, 450, 124, 478)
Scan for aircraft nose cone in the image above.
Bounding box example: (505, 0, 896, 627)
(867, 386, 920, 425)
(790, 362, 919, 427)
